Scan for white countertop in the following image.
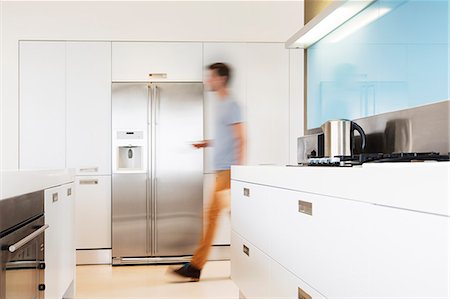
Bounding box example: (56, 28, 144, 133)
(0, 169, 75, 200)
(232, 162, 450, 216)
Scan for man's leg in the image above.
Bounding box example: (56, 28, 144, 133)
(169, 170, 230, 281)
(191, 170, 231, 269)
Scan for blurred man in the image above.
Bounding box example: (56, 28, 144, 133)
(170, 62, 245, 281)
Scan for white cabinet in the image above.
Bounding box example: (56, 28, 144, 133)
(44, 183, 75, 299)
(60, 183, 75, 298)
(44, 186, 62, 299)
(368, 205, 449, 298)
(66, 42, 112, 175)
(246, 43, 290, 166)
(203, 43, 291, 167)
(19, 41, 66, 170)
(230, 181, 272, 253)
(75, 176, 112, 249)
(112, 42, 203, 81)
(231, 165, 450, 299)
(231, 232, 271, 298)
(269, 188, 370, 298)
(269, 259, 326, 299)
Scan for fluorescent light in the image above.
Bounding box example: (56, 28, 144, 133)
(286, 0, 375, 49)
(328, 7, 392, 43)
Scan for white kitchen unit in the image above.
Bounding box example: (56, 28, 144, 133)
(246, 44, 290, 166)
(75, 176, 112, 249)
(19, 41, 66, 170)
(44, 182, 76, 299)
(231, 163, 450, 299)
(65, 41, 113, 263)
(112, 42, 203, 81)
(66, 41, 112, 176)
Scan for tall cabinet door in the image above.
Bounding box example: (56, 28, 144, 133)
(153, 83, 204, 256)
(246, 43, 290, 166)
(66, 42, 112, 176)
(19, 41, 66, 169)
(202, 43, 248, 246)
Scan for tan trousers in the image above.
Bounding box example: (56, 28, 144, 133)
(191, 170, 231, 269)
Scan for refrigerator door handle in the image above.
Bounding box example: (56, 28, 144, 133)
(153, 177, 158, 255)
(155, 86, 160, 125)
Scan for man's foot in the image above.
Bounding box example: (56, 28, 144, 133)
(167, 263, 201, 282)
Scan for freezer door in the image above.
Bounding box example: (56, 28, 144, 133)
(152, 83, 204, 257)
(112, 173, 149, 258)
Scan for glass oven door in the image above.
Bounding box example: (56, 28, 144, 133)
(1, 216, 46, 299)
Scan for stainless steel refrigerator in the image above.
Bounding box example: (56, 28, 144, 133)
(111, 82, 204, 265)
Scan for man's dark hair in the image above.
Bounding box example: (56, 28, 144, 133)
(208, 63, 231, 85)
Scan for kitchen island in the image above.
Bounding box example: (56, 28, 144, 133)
(0, 169, 76, 299)
(230, 163, 450, 299)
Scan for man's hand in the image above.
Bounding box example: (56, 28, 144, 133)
(192, 140, 210, 149)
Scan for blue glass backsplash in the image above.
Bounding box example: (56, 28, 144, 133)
(307, 0, 449, 129)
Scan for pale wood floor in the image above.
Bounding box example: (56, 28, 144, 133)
(75, 261, 239, 299)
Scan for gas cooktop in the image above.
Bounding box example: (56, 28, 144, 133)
(304, 152, 450, 167)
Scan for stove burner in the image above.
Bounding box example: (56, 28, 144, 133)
(306, 152, 450, 167)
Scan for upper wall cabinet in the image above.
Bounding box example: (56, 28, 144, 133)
(20, 41, 66, 170)
(66, 42, 112, 175)
(111, 42, 203, 82)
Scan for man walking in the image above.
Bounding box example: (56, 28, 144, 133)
(170, 62, 245, 281)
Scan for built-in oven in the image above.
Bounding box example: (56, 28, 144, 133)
(0, 190, 47, 299)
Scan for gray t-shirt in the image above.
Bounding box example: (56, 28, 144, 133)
(213, 97, 243, 171)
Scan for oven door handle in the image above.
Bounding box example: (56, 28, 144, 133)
(8, 224, 49, 253)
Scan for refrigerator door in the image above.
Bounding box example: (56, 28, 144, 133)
(152, 83, 204, 257)
(112, 173, 149, 258)
(112, 83, 150, 261)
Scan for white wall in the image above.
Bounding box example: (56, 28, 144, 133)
(0, 1, 303, 169)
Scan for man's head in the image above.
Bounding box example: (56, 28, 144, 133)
(207, 63, 231, 92)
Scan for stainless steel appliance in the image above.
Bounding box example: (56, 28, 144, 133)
(111, 82, 204, 265)
(0, 191, 47, 299)
(321, 119, 367, 158)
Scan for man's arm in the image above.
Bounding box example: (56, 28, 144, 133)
(232, 122, 246, 165)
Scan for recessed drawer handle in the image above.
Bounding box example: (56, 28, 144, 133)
(52, 193, 58, 203)
(298, 287, 312, 299)
(79, 167, 98, 173)
(298, 200, 313, 216)
(243, 188, 250, 197)
(79, 179, 98, 185)
(149, 73, 167, 79)
(67, 188, 72, 196)
(243, 244, 250, 256)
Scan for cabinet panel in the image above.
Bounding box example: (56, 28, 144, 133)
(368, 205, 449, 298)
(19, 41, 66, 170)
(66, 42, 112, 175)
(60, 183, 75, 297)
(268, 187, 370, 298)
(231, 181, 272, 253)
(75, 176, 112, 249)
(231, 232, 270, 298)
(269, 259, 326, 299)
(44, 186, 62, 299)
(112, 42, 203, 81)
(246, 43, 289, 166)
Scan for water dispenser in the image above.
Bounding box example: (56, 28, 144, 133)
(113, 130, 147, 173)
